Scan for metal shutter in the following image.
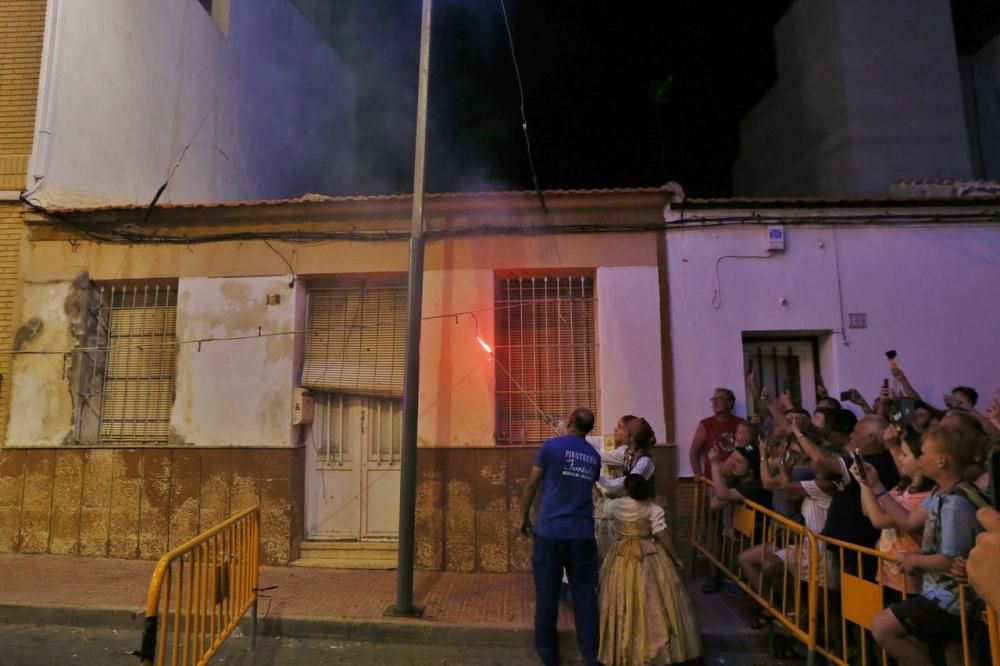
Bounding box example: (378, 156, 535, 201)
(302, 285, 407, 398)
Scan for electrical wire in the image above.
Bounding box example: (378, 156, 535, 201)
(32, 209, 1000, 248)
(831, 226, 849, 346)
(262, 239, 296, 287)
(711, 253, 776, 310)
(9, 327, 318, 356)
(498, 0, 547, 214)
(5, 300, 590, 357)
(144, 83, 229, 221)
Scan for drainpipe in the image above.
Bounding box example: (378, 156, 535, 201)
(392, 0, 432, 618)
(25, 0, 63, 196)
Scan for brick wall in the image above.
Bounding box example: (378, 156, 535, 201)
(674, 476, 697, 563)
(0, 204, 22, 442)
(0, 0, 45, 188)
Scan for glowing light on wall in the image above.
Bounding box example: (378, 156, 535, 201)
(476, 336, 493, 354)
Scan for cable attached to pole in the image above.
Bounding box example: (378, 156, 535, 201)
(498, 0, 547, 214)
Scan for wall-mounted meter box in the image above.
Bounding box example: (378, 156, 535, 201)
(767, 225, 786, 251)
(292, 387, 314, 425)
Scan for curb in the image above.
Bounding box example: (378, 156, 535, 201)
(0, 603, 144, 630)
(0, 602, 766, 652)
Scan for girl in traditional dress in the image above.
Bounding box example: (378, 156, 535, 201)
(598, 474, 702, 665)
(595, 415, 638, 560)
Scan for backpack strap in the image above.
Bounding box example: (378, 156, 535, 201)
(945, 481, 991, 511)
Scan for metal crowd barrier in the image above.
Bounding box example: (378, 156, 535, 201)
(690, 477, 998, 666)
(988, 606, 1000, 666)
(690, 476, 818, 658)
(139, 507, 260, 666)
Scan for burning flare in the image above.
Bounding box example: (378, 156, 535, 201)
(476, 336, 493, 354)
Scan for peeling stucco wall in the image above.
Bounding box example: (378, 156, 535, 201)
(171, 276, 297, 447)
(7, 281, 75, 446)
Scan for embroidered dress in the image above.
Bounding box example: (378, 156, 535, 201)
(596, 446, 656, 560)
(598, 497, 702, 665)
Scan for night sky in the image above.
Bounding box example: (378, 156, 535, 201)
(320, 0, 998, 198)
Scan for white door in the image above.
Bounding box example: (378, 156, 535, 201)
(305, 392, 401, 540)
(743, 340, 817, 413)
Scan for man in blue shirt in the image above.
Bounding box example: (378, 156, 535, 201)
(520, 407, 601, 666)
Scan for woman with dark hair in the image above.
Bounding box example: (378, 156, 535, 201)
(857, 428, 934, 604)
(598, 474, 702, 665)
(595, 415, 638, 559)
(598, 417, 656, 498)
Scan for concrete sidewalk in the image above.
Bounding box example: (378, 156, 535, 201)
(0, 553, 764, 652)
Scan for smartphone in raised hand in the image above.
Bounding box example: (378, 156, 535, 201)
(850, 449, 865, 478)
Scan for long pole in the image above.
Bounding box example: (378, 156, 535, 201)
(394, 0, 433, 616)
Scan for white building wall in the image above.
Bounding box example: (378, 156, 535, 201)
(28, 0, 356, 207)
(171, 276, 298, 448)
(597, 266, 667, 443)
(668, 220, 1000, 476)
(734, 0, 972, 198)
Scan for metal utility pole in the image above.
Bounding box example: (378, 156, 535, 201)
(392, 0, 432, 617)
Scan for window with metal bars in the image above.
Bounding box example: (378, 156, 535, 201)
(72, 283, 178, 445)
(494, 275, 598, 445)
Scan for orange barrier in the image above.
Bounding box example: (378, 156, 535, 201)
(691, 477, 818, 662)
(138, 507, 260, 666)
(691, 477, 998, 666)
(988, 606, 1000, 666)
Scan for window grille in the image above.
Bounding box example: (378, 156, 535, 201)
(74, 283, 177, 445)
(311, 392, 402, 468)
(494, 276, 598, 445)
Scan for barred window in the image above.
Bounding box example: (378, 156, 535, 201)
(494, 275, 598, 445)
(73, 283, 177, 445)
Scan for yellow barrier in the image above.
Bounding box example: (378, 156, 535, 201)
(813, 533, 990, 666)
(691, 478, 999, 666)
(691, 477, 818, 662)
(988, 606, 1000, 666)
(139, 507, 260, 666)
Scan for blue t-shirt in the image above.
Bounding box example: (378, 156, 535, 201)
(533, 434, 601, 539)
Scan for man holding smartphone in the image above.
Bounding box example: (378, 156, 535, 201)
(792, 416, 899, 576)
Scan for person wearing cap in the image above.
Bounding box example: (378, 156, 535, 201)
(700, 443, 772, 595)
(707, 443, 772, 511)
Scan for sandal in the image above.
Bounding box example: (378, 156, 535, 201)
(773, 643, 804, 660)
(700, 580, 721, 594)
(749, 614, 774, 630)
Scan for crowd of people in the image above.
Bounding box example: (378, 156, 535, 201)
(694, 362, 1000, 665)
(518, 358, 1000, 666)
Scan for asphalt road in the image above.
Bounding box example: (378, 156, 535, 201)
(0, 623, 780, 665)
(0, 623, 544, 665)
